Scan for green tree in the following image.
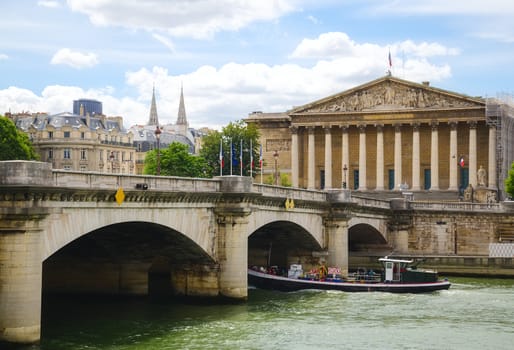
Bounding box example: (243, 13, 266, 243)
(200, 120, 260, 178)
(0, 116, 38, 160)
(143, 142, 208, 177)
(505, 161, 514, 199)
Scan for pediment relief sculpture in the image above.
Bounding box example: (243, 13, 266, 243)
(299, 80, 481, 114)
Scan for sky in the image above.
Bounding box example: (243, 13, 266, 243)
(1, 0, 514, 130)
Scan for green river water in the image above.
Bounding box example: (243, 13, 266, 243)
(10, 277, 514, 350)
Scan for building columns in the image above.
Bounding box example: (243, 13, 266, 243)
(307, 127, 316, 189)
(341, 126, 349, 187)
(411, 124, 421, 191)
(430, 123, 439, 190)
(449, 122, 458, 190)
(469, 122, 477, 187)
(394, 125, 402, 190)
(290, 126, 299, 188)
(376, 125, 384, 190)
(488, 125, 497, 189)
(324, 126, 332, 189)
(358, 125, 367, 190)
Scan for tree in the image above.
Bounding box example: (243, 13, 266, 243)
(143, 142, 208, 177)
(0, 116, 38, 160)
(200, 120, 260, 178)
(505, 161, 514, 199)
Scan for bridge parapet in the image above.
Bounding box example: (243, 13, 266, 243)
(410, 201, 504, 212)
(252, 184, 327, 201)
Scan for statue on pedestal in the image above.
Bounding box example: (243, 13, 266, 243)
(477, 165, 487, 187)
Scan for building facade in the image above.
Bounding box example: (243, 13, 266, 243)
(12, 112, 135, 174)
(246, 76, 514, 200)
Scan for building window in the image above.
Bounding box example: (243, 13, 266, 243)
(48, 149, 53, 159)
(48, 131, 53, 139)
(99, 150, 103, 161)
(63, 165, 71, 170)
(81, 149, 87, 160)
(64, 131, 70, 138)
(64, 148, 71, 159)
(81, 132, 85, 139)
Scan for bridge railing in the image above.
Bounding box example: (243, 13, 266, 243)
(351, 195, 392, 209)
(410, 201, 503, 211)
(52, 170, 220, 192)
(252, 184, 328, 201)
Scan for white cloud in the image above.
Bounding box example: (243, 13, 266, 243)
(38, 0, 60, 8)
(50, 48, 99, 69)
(151, 33, 175, 53)
(0, 53, 8, 60)
(66, 0, 297, 39)
(371, 0, 514, 16)
(3, 33, 456, 130)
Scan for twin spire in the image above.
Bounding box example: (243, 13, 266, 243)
(147, 83, 188, 127)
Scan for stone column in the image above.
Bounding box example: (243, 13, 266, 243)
(430, 122, 439, 190)
(0, 219, 44, 345)
(469, 122, 477, 187)
(307, 127, 316, 189)
(376, 124, 384, 190)
(394, 124, 402, 190)
(324, 126, 332, 189)
(341, 126, 349, 187)
(290, 126, 299, 188)
(488, 125, 497, 188)
(215, 209, 250, 300)
(411, 124, 421, 191)
(449, 122, 458, 190)
(358, 125, 367, 190)
(325, 219, 349, 277)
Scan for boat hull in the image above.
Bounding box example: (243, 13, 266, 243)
(248, 269, 451, 293)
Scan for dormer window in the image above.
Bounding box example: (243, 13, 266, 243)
(64, 131, 70, 138)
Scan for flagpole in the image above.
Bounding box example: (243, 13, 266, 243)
(259, 144, 263, 184)
(219, 138, 223, 177)
(240, 139, 243, 176)
(250, 139, 253, 178)
(230, 138, 233, 176)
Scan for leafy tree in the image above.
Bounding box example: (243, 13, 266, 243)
(505, 161, 514, 199)
(0, 116, 38, 160)
(199, 120, 260, 178)
(143, 142, 208, 177)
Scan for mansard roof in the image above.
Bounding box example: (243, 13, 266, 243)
(289, 75, 485, 116)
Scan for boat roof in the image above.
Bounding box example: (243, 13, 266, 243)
(378, 257, 414, 264)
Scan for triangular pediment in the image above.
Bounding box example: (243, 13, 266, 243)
(290, 76, 484, 114)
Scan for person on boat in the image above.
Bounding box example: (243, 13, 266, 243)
(319, 264, 328, 280)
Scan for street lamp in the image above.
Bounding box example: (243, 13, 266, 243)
(343, 164, 348, 189)
(109, 151, 115, 173)
(273, 150, 279, 186)
(154, 126, 162, 175)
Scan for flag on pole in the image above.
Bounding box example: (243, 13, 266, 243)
(259, 144, 263, 184)
(459, 156, 465, 168)
(240, 139, 243, 176)
(250, 139, 253, 177)
(230, 138, 234, 175)
(219, 139, 224, 176)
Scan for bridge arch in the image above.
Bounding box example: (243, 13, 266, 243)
(348, 221, 391, 254)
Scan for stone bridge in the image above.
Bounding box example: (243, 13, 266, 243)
(1, 161, 512, 345)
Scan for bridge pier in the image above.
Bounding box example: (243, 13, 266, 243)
(325, 219, 349, 277)
(0, 216, 44, 345)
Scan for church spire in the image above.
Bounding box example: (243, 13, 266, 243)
(148, 84, 159, 126)
(176, 83, 188, 126)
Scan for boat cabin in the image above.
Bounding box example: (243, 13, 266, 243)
(378, 257, 439, 283)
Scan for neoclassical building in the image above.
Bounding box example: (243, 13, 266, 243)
(246, 75, 514, 200)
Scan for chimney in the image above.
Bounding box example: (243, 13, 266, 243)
(422, 81, 430, 86)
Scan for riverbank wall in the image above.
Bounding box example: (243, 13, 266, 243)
(350, 255, 514, 278)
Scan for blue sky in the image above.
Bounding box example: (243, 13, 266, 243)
(1, 0, 513, 129)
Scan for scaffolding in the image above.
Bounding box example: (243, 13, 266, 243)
(486, 94, 514, 200)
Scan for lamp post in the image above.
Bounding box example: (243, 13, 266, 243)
(273, 150, 279, 186)
(109, 151, 115, 173)
(343, 164, 348, 189)
(154, 126, 162, 176)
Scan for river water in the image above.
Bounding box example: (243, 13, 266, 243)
(13, 277, 514, 350)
